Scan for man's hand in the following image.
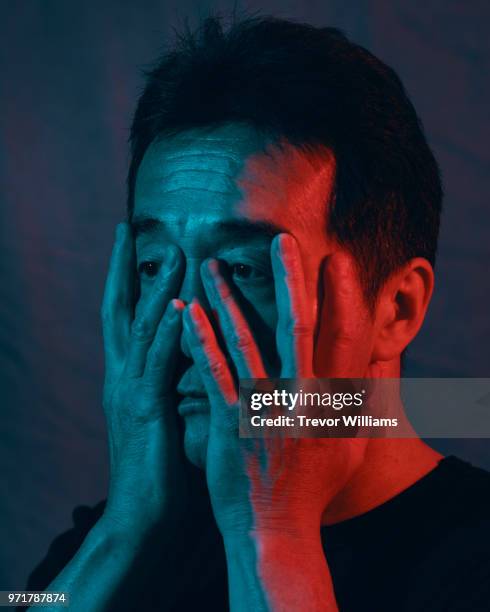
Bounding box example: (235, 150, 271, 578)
(101, 222, 193, 532)
(182, 233, 375, 610)
(39, 223, 205, 612)
(183, 233, 370, 536)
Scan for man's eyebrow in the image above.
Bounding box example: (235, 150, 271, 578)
(130, 216, 163, 238)
(214, 219, 287, 240)
(130, 216, 287, 240)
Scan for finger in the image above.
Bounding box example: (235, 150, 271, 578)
(316, 252, 369, 377)
(144, 298, 185, 395)
(101, 222, 135, 379)
(124, 245, 183, 379)
(201, 259, 267, 379)
(271, 233, 314, 377)
(183, 300, 238, 410)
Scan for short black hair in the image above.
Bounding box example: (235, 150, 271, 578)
(128, 15, 442, 306)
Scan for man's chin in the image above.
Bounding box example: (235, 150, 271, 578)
(182, 412, 210, 470)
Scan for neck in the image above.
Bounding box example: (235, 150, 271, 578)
(322, 357, 443, 525)
(322, 437, 442, 525)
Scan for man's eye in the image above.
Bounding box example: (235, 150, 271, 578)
(231, 263, 267, 281)
(138, 261, 160, 278)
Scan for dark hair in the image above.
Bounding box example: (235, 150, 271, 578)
(128, 15, 442, 306)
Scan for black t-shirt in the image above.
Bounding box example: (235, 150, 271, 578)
(25, 456, 490, 611)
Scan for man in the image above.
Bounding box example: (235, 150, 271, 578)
(25, 16, 490, 611)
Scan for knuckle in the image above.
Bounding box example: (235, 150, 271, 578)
(204, 359, 225, 381)
(284, 318, 313, 337)
(218, 281, 233, 301)
(140, 377, 160, 399)
(152, 279, 170, 298)
(210, 360, 224, 378)
(193, 326, 208, 346)
(232, 329, 254, 353)
(131, 316, 153, 341)
(329, 327, 355, 348)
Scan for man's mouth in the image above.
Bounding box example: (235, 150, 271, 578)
(176, 369, 209, 416)
(177, 395, 210, 417)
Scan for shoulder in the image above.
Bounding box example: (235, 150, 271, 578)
(435, 456, 490, 519)
(403, 517, 490, 611)
(403, 457, 490, 610)
(26, 500, 106, 591)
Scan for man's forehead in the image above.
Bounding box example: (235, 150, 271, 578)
(134, 123, 335, 231)
(136, 148, 241, 202)
(135, 123, 269, 196)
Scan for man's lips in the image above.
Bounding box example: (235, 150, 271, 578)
(177, 395, 210, 417)
(177, 367, 210, 415)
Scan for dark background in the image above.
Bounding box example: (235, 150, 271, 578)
(1, 0, 489, 590)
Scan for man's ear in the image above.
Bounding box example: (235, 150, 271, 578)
(371, 258, 434, 362)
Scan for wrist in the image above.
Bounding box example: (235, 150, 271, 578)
(223, 527, 322, 552)
(223, 528, 335, 612)
(96, 510, 152, 543)
(100, 500, 174, 545)
(105, 470, 187, 533)
(220, 510, 322, 545)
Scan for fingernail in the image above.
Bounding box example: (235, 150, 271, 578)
(166, 298, 184, 321)
(171, 298, 185, 312)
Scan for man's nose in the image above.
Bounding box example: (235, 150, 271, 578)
(178, 258, 212, 357)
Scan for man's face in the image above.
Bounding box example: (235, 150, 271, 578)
(133, 122, 338, 468)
